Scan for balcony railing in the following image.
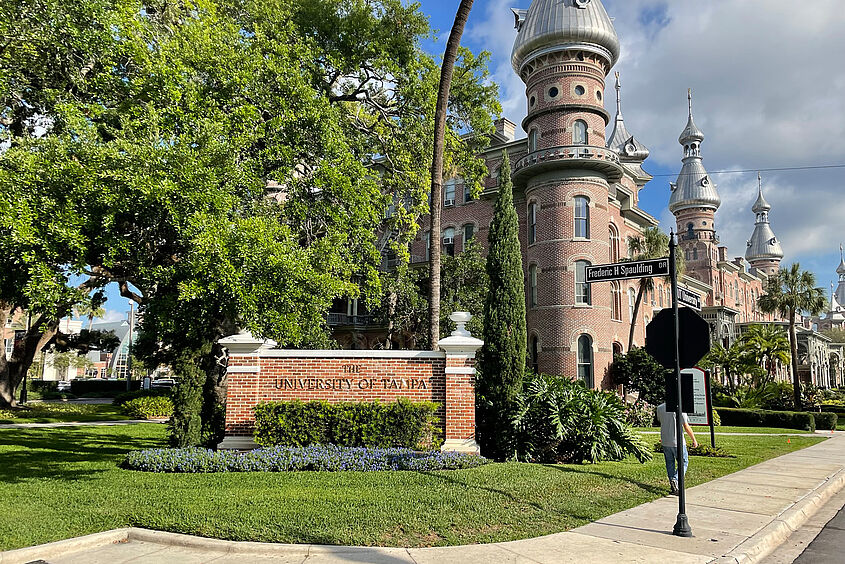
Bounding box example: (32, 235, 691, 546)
(514, 145, 621, 174)
(328, 313, 374, 327)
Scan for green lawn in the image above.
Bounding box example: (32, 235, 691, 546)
(0, 424, 826, 550)
(0, 403, 131, 424)
(634, 426, 813, 435)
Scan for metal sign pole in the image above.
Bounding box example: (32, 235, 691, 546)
(670, 232, 692, 537)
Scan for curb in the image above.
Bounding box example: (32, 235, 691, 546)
(0, 528, 129, 564)
(711, 467, 845, 564)
(125, 528, 311, 556)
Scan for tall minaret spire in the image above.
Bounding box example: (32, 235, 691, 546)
(615, 71, 622, 116)
(606, 71, 649, 162)
(745, 172, 783, 275)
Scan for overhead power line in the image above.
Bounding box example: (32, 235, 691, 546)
(649, 163, 845, 178)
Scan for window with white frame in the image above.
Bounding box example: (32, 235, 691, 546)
(444, 179, 456, 205)
(610, 281, 622, 321)
(575, 260, 591, 305)
(609, 224, 620, 262)
(577, 334, 594, 387)
(528, 129, 539, 152)
(463, 182, 472, 203)
(529, 264, 538, 307)
(573, 119, 588, 145)
(628, 288, 636, 320)
(443, 227, 455, 256)
(574, 196, 589, 238)
(528, 201, 537, 244)
(462, 224, 474, 245)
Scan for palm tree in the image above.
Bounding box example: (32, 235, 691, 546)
(758, 264, 826, 410)
(702, 342, 762, 393)
(626, 227, 683, 350)
(429, 0, 475, 349)
(739, 324, 790, 385)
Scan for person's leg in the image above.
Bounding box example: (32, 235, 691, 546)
(663, 446, 678, 481)
(681, 443, 689, 476)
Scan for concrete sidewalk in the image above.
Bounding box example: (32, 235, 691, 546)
(3, 433, 844, 564)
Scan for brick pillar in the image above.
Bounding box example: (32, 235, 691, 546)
(218, 331, 274, 451)
(438, 312, 484, 454)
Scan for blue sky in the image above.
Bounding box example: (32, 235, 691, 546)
(91, 0, 845, 324)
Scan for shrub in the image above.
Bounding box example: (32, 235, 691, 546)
(813, 412, 838, 431)
(624, 401, 655, 427)
(714, 407, 815, 431)
(654, 442, 733, 458)
(26, 380, 59, 393)
(253, 399, 441, 450)
(113, 388, 171, 406)
(121, 396, 173, 419)
(0, 403, 99, 420)
(123, 445, 489, 473)
(608, 348, 669, 406)
(512, 373, 652, 464)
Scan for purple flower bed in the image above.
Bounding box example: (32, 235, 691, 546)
(123, 444, 489, 473)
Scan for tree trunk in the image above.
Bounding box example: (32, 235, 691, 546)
(0, 319, 59, 409)
(429, 0, 474, 350)
(627, 283, 645, 351)
(789, 309, 802, 410)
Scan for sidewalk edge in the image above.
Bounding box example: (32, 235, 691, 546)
(710, 467, 845, 564)
(0, 528, 130, 564)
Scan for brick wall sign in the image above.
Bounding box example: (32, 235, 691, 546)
(219, 312, 484, 454)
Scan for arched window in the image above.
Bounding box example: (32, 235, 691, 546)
(573, 119, 587, 145)
(693, 247, 698, 260)
(686, 222, 694, 241)
(577, 334, 594, 388)
(609, 224, 620, 262)
(613, 342, 623, 358)
(528, 202, 537, 244)
(443, 227, 455, 257)
(628, 288, 636, 320)
(575, 260, 591, 305)
(528, 129, 539, 152)
(529, 264, 538, 307)
(574, 196, 590, 238)
(658, 284, 664, 307)
(610, 281, 622, 321)
(530, 335, 540, 373)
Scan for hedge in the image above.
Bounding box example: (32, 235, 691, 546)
(26, 380, 59, 393)
(70, 379, 141, 396)
(113, 388, 171, 406)
(121, 396, 174, 419)
(253, 399, 441, 450)
(714, 407, 815, 431)
(813, 412, 838, 431)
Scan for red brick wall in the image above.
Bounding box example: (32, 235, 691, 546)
(224, 352, 477, 443)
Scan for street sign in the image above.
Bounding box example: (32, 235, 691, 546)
(585, 258, 669, 283)
(645, 307, 711, 370)
(677, 287, 702, 311)
(683, 368, 710, 425)
(665, 370, 695, 414)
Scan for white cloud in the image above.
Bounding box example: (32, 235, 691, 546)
(96, 309, 127, 323)
(467, 0, 845, 287)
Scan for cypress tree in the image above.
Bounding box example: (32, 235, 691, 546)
(478, 152, 526, 459)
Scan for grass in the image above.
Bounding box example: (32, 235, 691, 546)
(0, 424, 826, 551)
(633, 426, 813, 435)
(0, 403, 132, 424)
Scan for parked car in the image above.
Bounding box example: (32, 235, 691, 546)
(151, 378, 176, 389)
(57, 381, 72, 392)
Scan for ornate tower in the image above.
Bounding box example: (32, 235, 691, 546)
(670, 91, 721, 286)
(511, 0, 624, 384)
(745, 173, 783, 276)
(836, 245, 845, 307)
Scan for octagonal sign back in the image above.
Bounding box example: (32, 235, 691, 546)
(645, 307, 711, 370)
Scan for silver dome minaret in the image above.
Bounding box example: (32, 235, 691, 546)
(745, 173, 783, 276)
(669, 91, 720, 214)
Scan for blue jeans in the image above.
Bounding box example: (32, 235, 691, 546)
(663, 444, 688, 482)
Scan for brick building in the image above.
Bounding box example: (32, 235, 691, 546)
(402, 0, 785, 388)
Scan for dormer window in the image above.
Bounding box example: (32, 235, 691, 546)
(573, 120, 587, 145)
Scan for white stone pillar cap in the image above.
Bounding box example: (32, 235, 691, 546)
(219, 330, 277, 355)
(439, 312, 483, 355)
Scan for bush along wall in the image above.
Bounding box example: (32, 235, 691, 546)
(253, 399, 441, 450)
(121, 396, 174, 419)
(813, 412, 838, 431)
(714, 407, 815, 431)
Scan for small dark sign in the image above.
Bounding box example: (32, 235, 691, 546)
(677, 287, 702, 311)
(646, 307, 711, 370)
(586, 258, 670, 283)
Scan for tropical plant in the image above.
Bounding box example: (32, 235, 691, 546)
(701, 342, 764, 392)
(739, 324, 790, 384)
(758, 264, 827, 410)
(429, 0, 477, 349)
(477, 153, 526, 460)
(511, 373, 651, 464)
(625, 228, 683, 350)
(608, 347, 668, 405)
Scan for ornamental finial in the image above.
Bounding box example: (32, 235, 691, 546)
(615, 71, 622, 115)
(688, 88, 692, 118)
